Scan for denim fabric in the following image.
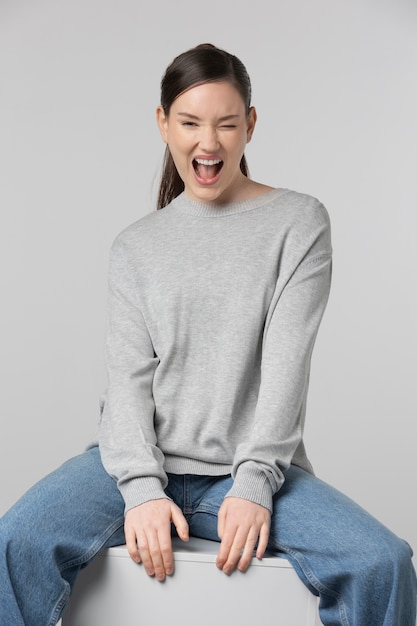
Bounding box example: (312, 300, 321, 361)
(0, 446, 415, 625)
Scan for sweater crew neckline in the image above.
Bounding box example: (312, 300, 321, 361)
(171, 188, 287, 217)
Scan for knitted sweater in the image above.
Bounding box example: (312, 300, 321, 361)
(98, 188, 332, 513)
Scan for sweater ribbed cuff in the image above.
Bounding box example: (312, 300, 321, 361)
(120, 476, 170, 513)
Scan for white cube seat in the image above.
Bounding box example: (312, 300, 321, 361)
(63, 537, 323, 625)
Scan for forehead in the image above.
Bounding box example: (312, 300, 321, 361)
(171, 81, 246, 116)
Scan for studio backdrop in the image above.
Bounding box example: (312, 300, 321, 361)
(1, 0, 416, 569)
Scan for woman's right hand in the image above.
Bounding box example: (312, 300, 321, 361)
(124, 499, 189, 581)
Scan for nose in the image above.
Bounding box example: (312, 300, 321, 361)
(198, 125, 219, 151)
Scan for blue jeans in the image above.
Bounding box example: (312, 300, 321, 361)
(0, 446, 415, 625)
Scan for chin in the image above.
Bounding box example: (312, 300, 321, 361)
(187, 186, 228, 204)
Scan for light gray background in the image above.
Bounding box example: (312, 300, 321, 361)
(1, 0, 416, 573)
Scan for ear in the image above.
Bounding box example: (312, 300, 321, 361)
(156, 106, 168, 143)
(246, 106, 257, 143)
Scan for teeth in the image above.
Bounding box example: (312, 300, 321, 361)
(195, 158, 222, 166)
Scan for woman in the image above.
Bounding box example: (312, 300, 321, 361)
(1, 43, 416, 626)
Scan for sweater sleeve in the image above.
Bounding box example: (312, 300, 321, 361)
(98, 238, 169, 512)
(226, 202, 332, 512)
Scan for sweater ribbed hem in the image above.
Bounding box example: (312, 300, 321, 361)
(164, 456, 233, 476)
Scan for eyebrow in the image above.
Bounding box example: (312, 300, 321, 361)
(176, 112, 241, 122)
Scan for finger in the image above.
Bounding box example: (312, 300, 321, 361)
(237, 530, 259, 572)
(171, 505, 189, 542)
(157, 531, 175, 577)
(216, 531, 234, 571)
(221, 531, 252, 574)
(217, 506, 226, 539)
(255, 522, 270, 560)
(144, 525, 175, 581)
(135, 535, 155, 576)
(125, 524, 141, 564)
(217, 527, 249, 574)
(216, 507, 233, 569)
(141, 531, 167, 580)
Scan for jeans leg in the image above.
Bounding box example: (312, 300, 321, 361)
(0, 446, 125, 626)
(268, 466, 417, 626)
(175, 469, 416, 626)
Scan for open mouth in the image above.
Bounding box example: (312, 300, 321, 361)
(192, 158, 223, 182)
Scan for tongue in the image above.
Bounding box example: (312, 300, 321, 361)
(197, 163, 218, 180)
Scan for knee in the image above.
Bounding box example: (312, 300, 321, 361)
(1, 505, 32, 543)
(0, 518, 20, 572)
(0, 516, 25, 558)
(361, 531, 415, 581)
(0, 517, 16, 550)
(0, 511, 46, 565)
(389, 537, 415, 581)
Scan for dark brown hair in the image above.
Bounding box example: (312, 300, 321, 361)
(157, 43, 252, 209)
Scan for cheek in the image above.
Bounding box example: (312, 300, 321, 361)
(227, 132, 248, 153)
(168, 147, 189, 178)
(167, 132, 187, 158)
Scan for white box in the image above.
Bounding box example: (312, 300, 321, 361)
(63, 537, 323, 625)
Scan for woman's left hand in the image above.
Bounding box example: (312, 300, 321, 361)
(216, 497, 270, 574)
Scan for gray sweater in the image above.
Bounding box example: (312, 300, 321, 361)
(98, 188, 332, 513)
